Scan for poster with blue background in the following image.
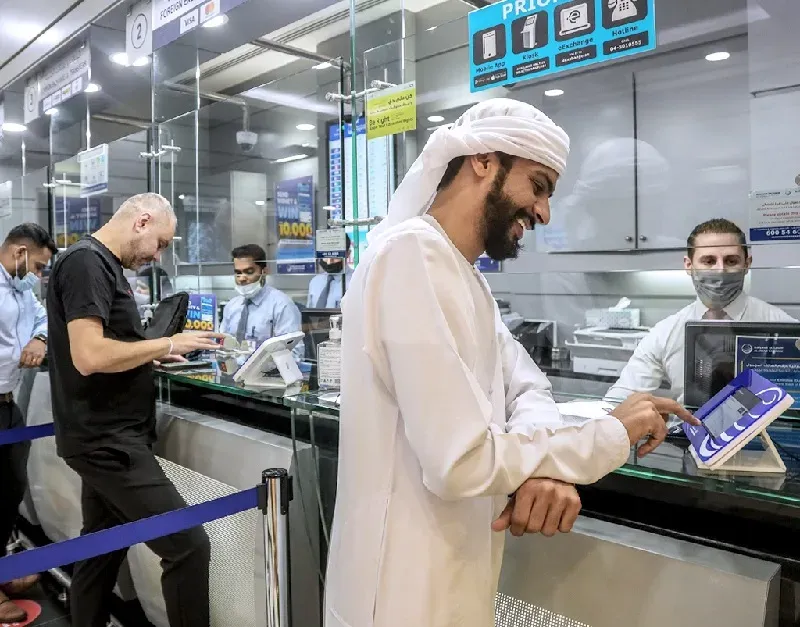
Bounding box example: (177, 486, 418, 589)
(468, 0, 656, 93)
(185, 294, 217, 332)
(276, 176, 316, 274)
(736, 336, 800, 410)
(54, 197, 101, 248)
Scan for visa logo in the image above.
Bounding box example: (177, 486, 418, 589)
(180, 9, 199, 34)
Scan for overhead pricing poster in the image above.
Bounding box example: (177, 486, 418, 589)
(736, 335, 800, 410)
(276, 176, 316, 274)
(468, 0, 656, 92)
(366, 82, 417, 140)
(749, 188, 800, 243)
(185, 294, 217, 331)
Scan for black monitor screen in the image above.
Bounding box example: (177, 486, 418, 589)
(684, 321, 800, 412)
(302, 309, 337, 361)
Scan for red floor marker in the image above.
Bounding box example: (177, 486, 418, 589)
(0, 600, 42, 627)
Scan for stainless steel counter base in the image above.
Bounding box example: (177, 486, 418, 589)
(18, 372, 320, 627)
(498, 516, 780, 627)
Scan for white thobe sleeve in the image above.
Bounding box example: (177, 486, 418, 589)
(498, 318, 632, 483)
(604, 329, 666, 402)
(367, 232, 631, 502)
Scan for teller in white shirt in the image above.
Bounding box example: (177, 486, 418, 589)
(606, 218, 796, 404)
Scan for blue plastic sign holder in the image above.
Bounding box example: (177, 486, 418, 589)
(468, 0, 656, 93)
(682, 369, 792, 474)
(475, 255, 501, 273)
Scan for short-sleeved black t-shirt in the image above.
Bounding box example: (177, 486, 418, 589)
(47, 237, 156, 458)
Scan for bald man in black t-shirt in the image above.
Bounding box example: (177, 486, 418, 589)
(48, 193, 222, 627)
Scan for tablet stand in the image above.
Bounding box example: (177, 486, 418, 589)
(689, 426, 786, 475)
(237, 349, 303, 388)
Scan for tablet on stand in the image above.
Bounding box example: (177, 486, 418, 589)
(232, 331, 305, 389)
(683, 369, 793, 474)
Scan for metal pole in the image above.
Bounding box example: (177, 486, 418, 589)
(259, 468, 293, 627)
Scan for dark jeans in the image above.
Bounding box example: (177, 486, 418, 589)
(0, 401, 29, 561)
(65, 443, 211, 627)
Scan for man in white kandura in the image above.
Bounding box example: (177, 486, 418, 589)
(324, 98, 699, 627)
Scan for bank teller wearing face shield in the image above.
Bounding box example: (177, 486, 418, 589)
(220, 244, 303, 352)
(606, 218, 796, 404)
(306, 234, 352, 309)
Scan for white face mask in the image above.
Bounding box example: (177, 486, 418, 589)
(235, 281, 263, 298)
(12, 251, 39, 292)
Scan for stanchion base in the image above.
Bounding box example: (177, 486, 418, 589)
(0, 600, 42, 627)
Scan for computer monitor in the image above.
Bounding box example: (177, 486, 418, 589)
(301, 308, 337, 361)
(684, 321, 800, 413)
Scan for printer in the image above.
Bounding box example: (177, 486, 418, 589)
(566, 299, 650, 377)
(495, 299, 557, 363)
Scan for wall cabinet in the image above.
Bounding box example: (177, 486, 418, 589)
(537, 37, 750, 252)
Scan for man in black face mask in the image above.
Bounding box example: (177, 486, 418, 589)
(307, 234, 352, 309)
(606, 218, 796, 404)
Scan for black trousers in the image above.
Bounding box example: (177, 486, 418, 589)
(65, 443, 211, 627)
(0, 400, 29, 561)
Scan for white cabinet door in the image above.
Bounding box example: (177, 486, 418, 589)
(748, 0, 800, 192)
(530, 70, 637, 252)
(635, 38, 750, 249)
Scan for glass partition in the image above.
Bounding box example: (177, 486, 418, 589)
(351, 5, 800, 419)
(1, 0, 796, 400)
(3, 0, 800, 623)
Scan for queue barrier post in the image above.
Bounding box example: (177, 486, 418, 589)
(259, 468, 293, 627)
(0, 423, 296, 627)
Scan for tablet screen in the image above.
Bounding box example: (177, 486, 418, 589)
(702, 387, 760, 441)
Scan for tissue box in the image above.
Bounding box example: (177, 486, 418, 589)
(585, 308, 640, 329)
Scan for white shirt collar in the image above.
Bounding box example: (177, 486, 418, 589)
(0, 263, 11, 286)
(692, 290, 748, 320)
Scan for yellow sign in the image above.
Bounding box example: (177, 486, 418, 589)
(366, 81, 417, 140)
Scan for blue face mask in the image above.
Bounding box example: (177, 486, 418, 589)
(11, 252, 39, 292)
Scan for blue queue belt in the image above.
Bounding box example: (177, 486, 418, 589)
(0, 423, 261, 583)
(0, 423, 55, 446)
(0, 486, 260, 583)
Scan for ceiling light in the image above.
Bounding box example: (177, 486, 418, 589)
(202, 14, 229, 28)
(84, 83, 101, 93)
(427, 26, 437, 31)
(274, 154, 308, 163)
(296, 123, 315, 131)
(312, 62, 332, 70)
(254, 200, 266, 206)
(132, 55, 150, 67)
(1, 122, 27, 133)
(45, 108, 59, 116)
(705, 51, 730, 62)
(178, 194, 186, 200)
(110, 52, 130, 66)
(544, 89, 564, 97)
(427, 115, 445, 123)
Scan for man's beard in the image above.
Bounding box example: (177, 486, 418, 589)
(482, 167, 531, 262)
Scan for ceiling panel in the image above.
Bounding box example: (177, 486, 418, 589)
(0, 0, 77, 68)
